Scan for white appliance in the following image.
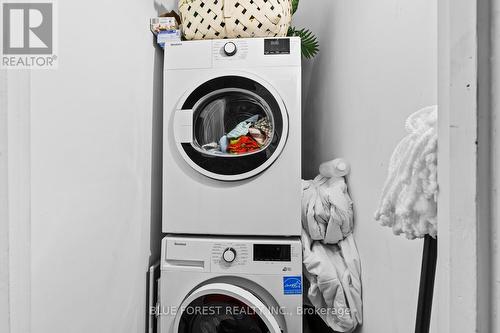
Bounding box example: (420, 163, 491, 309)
(156, 235, 303, 333)
(162, 37, 301, 236)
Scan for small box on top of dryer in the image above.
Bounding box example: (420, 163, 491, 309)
(150, 13, 181, 47)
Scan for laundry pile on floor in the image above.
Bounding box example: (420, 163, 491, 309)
(201, 115, 273, 155)
(374, 105, 438, 239)
(301, 159, 363, 333)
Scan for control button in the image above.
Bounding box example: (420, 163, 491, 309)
(223, 42, 237, 56)
(222, 247, 237, 263)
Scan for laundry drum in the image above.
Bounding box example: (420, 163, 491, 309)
(173, 75, 289, 181)
(173, 283, 283, 333)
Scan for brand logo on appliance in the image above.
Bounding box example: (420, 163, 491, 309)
(283, 276, 302, 295)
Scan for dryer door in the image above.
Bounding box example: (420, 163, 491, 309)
(173, 75, 289, 181)
(173, 283, 283, 333)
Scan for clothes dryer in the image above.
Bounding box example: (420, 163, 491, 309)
(163, 37, 301, 236)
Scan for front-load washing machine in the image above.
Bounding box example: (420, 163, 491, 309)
(162, 37, 301, 236)
(157, 235, 302, 333)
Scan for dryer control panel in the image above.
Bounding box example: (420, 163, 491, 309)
(165, 37, 301, 70)
(162, 235, 302, 275)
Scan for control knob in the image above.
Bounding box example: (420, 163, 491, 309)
(223, 42, 237, 56)
(222, 247, 237, 263)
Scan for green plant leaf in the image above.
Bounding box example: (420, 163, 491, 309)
(292, 0, 299, 14)
(287, 26, 319, 59)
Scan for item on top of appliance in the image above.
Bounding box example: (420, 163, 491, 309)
(178, 0, 292, 40)
(150, 11, 181, 47)
(301, 158, 363, 332)
(150, 17, 178, 33)
(155, 30, 181, 48)
(227, 135, 260, 154)
(374, 105, 438, 239)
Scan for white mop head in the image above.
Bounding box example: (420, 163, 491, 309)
(374, 106, 438, 239)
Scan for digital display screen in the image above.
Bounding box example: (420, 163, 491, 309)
(264, 39, 290, 55)
(253, 244, 291, 261)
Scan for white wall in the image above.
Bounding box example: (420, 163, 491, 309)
(0, 69, 9, 333)
(491, 1, 500, 331)
(26, 1, 161, 332)
(293, 1, 437, 332)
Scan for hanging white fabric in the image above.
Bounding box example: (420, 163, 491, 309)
(301, 159, 363, 333)
(374, 105, 438, 239)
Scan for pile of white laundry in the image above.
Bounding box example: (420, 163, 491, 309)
(301, 159, 363, 333)
(374, 105, 438, 239)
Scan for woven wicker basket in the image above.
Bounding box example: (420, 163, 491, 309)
(179, 0, 292, 40)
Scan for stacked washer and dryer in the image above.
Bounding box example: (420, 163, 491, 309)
(157, 37, 302, 333)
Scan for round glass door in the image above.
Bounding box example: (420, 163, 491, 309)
(174, 283, 282, 333)
(193, 88, 275, 157)
(174, 76, 288, 181)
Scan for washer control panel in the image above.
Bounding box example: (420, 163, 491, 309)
(163, 236, 302, 275)
(212, 242, 250, 268)
(210, 240, 301, 274)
